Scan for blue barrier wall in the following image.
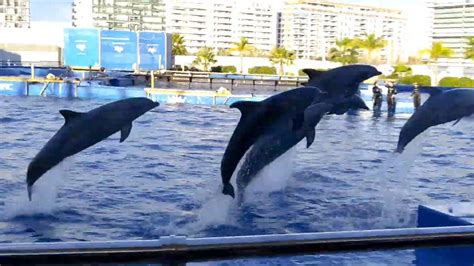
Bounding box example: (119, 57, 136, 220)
(63, 28, 100, 68)
(100, 30, 138, 71)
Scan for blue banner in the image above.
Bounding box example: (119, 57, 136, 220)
(138, 32, 167, 71)
(100, 30, 138, 71)
(63, 28, 100, 68)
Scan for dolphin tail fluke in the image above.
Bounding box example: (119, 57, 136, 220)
(222, 183, 235, 198)
(27, 185, 32, 201)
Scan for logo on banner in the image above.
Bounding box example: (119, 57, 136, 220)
(76, 42, 87, 52)
(114, 45, 124, 53)
(147, 46, 157, 54)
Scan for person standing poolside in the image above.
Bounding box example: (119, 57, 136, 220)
(411, 83, 421, 110)
(372, 81, 383, 113)
(386, 81, 397, 116)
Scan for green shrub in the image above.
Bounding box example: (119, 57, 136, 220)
(210, 65, 237, 73)
(439, 76, 474, 87)
(398, 75, 431, 86)
(393, 64, 412, 75)
(221, 65, 237, 73)
(458, 77, 474, 87)
(210, 66, 222, 72)
(248, 66, 277, 75)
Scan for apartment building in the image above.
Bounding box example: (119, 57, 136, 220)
(72, 0, 166, 31)
(72, 0, 278, 54)
(0, 0, 30, 28)
(431, 0, 474, 62)
(279, 0, 406, 63)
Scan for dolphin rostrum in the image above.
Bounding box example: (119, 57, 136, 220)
(396, 88, 474, 153)
(26, 97, 159, 200)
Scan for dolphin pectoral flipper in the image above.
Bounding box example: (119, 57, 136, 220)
(120, 123, 133, 143)
(305, 128, 316, 148)
(453, 118, 462, 126)
(303, 103, 333, 148)
(59, 110, 84, 124)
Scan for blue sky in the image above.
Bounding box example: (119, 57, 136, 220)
(31, 0, 73, 22)
(31, 0, 423, 22)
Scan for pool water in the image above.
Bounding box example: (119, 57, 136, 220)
(0, 93, 473, 264)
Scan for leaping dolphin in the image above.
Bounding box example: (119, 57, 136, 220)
(396, 88, 474, 153)
(26, 97, 159, 201)
(221, 65, 381, 198)
(302, 64, 381, 97)
(236, 102, 333, 201)
(221, 87, 326, 198)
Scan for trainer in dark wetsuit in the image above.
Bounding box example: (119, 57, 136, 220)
(411, 83, 421, 110)
(372, 81, 383, 112)
(386, 81, 397, 116)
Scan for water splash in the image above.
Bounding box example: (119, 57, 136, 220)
(2, 158, 74, 220)
(373, 129, 426, 228)
(243, 147, 296, 204)
(188, 147, 296, 231)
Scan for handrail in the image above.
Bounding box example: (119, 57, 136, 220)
(164, 70, 309, 81)
(1, 226, 474, 264)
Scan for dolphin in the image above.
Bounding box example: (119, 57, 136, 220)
(221, 65, 380, 198)
(396, 88, 474, 153)
(302, 65, 379, 115)
(221, 87, 326, 198)
(302, 64, 382, 97)
(236, 102, 333, 201)
(26, 97, 159, 200)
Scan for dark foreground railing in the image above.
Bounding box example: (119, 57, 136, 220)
(1, 226, 474, 264)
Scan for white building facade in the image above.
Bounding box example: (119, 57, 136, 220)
(72, 0, 278, 54)
(430, 0, 474, 63)
(0, 0, 30, 28)
(279, 0, 406, 63)
(72, 0, 166, 31)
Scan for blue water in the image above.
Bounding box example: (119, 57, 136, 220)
(1, 93, 474, 265)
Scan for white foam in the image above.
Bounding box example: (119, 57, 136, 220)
(372, 131, 425, 228)
(1, 158, 74, 219)
(187, 147, 297, 231)
(243, 147, 296, 203)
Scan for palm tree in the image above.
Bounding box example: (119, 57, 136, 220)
(269, 46, 295, 76)
(328, 38, 359, 65)
(419, 42, 454, 61)
(172, 33, 187, 56)
(228, 37, 257, 73)
(419, 42, 454, 85)
(192, 47, 217, 71)
(354, 33, 387, 63)
(465, 37, 474, 60)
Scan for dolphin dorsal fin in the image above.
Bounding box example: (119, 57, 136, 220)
(302, 69, 325, 79)
(230, 101, 264, 116)
(428, 88, 442, 97)
(59, 110, 84, 124)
